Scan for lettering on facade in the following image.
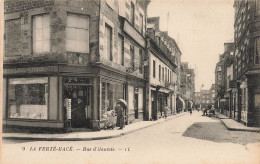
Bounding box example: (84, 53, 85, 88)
(4, 66, 57, 75)
(123, 20, 145, 48)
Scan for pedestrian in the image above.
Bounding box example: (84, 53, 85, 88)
(115, 102, 125, 129)
(163, 104, 169, 119)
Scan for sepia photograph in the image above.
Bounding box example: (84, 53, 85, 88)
(1, 0, 260, 163)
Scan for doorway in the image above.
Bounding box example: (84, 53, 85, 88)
(134, 93, 138, 119)
(64, 85, 92, 128)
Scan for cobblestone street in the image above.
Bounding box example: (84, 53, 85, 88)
(183, 116, 260, 145)
(3, 111, 260, 164)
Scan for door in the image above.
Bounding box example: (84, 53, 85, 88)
(64, 85, 91, 128)
(134, 93, 138, 119)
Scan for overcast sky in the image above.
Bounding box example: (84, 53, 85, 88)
(147, 0, 234, 91)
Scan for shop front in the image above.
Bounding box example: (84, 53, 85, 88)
(3, 75, 64, 129)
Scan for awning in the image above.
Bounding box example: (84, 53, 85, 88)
(158, 88, 170, 94)
(188, 100, 193, 108)
(178, 97, 186, 109)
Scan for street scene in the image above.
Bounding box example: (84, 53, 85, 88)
(1, 0, 260, 163)
(2, 111, 260, 164)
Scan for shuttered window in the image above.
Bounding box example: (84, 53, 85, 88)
(33, 14, 50, 53)
(66, 13, 89, 53)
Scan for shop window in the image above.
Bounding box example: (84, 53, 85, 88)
(105, 24, 113, 61)
(118, 34, 124, 66)
(8, 77, 48, 119)
(66, 13, 89, 53)
(33, 14, 50, 53)
(254, 94, 260, 109)
(101, 82, 124, 119)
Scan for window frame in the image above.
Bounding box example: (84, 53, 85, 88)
(118, 33, 124, 66)
(32, 13, 50, 54)
(66, 12, 90, 53)
(105, 23, 113, 61)
(130, 45, 135, 68)
(153, 60, 156, 78)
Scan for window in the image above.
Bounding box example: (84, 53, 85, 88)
(255, 37, 260, 64)
(139, 49, 143, 74)
(130, 45, 135, 68)
(8, 77, 48, 120)
(162, 67, 164, 81)
(159, 65, 161, 81)
(33, 14, 50, 53)
(118, 34, 124, 66)
(66, 13, 89, 53)
(130, 2, 135, 25)
(101, 82, 124, 119)
(168, 68, 170, 82)
(165, 67, 167, 81)
(139, 14, 143, 34)
(256, 0, 260, 13)
(105, 24, 113, 61)
(153, 60, 156, 78)
(170, 71, 172, 83)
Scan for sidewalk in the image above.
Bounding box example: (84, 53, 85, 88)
(2, 112, 188, 141)
(216, 112, 260, 132)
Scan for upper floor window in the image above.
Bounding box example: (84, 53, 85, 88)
(105, 24, 113, 61)
(130, 2, 135, 25)
(255, 37, 260, 65)
(130, 45, 135, 68)
(118, 34, 124, 65)
(162, 67, 164, 81)
(33, 14, 50, 53)
(66, 13, 89, 53)
(165, 67, 167, 81)
(153, 60, 156, 78)
(139, 49, 143, 74)
(159, 65, 161, 81)
(139, 14, 143, 34)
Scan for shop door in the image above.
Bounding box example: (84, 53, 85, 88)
(64, 85, 91, 128)
(134, 94, 138, 119)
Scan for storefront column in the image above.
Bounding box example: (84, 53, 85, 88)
(92, 77, 100, 129)
(2, 78, 7, 121)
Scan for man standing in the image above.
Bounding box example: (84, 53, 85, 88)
(115, 102, 125, 129)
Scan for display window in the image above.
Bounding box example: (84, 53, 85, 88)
(8, 77, 48, 120)
(101, 82, 124, 119)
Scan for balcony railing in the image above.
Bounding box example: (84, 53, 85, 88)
(147, 30, 177, 68)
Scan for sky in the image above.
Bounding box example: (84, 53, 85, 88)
(147, 0, 234, 91)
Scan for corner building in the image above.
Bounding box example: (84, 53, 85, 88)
(3, 0, 150, 130)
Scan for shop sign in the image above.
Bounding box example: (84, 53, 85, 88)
(4, 66, 57, 75)
(123, 20, 145, 48)
(64, 77, 92, 84)
(220, 99, 226, 102)
(65, 99, 72, 120)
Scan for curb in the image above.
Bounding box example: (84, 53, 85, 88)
(3, 112, 188, 141)
(219, 118, 260, 133)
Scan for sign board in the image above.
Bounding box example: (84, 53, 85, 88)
(65, 99, 72, 120)
(123, 20, 146, 48)
(220, 99, 226, 102)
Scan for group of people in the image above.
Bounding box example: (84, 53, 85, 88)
(203, 105, 215, 116)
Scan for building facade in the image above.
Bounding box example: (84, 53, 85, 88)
(3, 0, 150, 130)
(233, 0, 260, 126)
(146, 17, 180, 120)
